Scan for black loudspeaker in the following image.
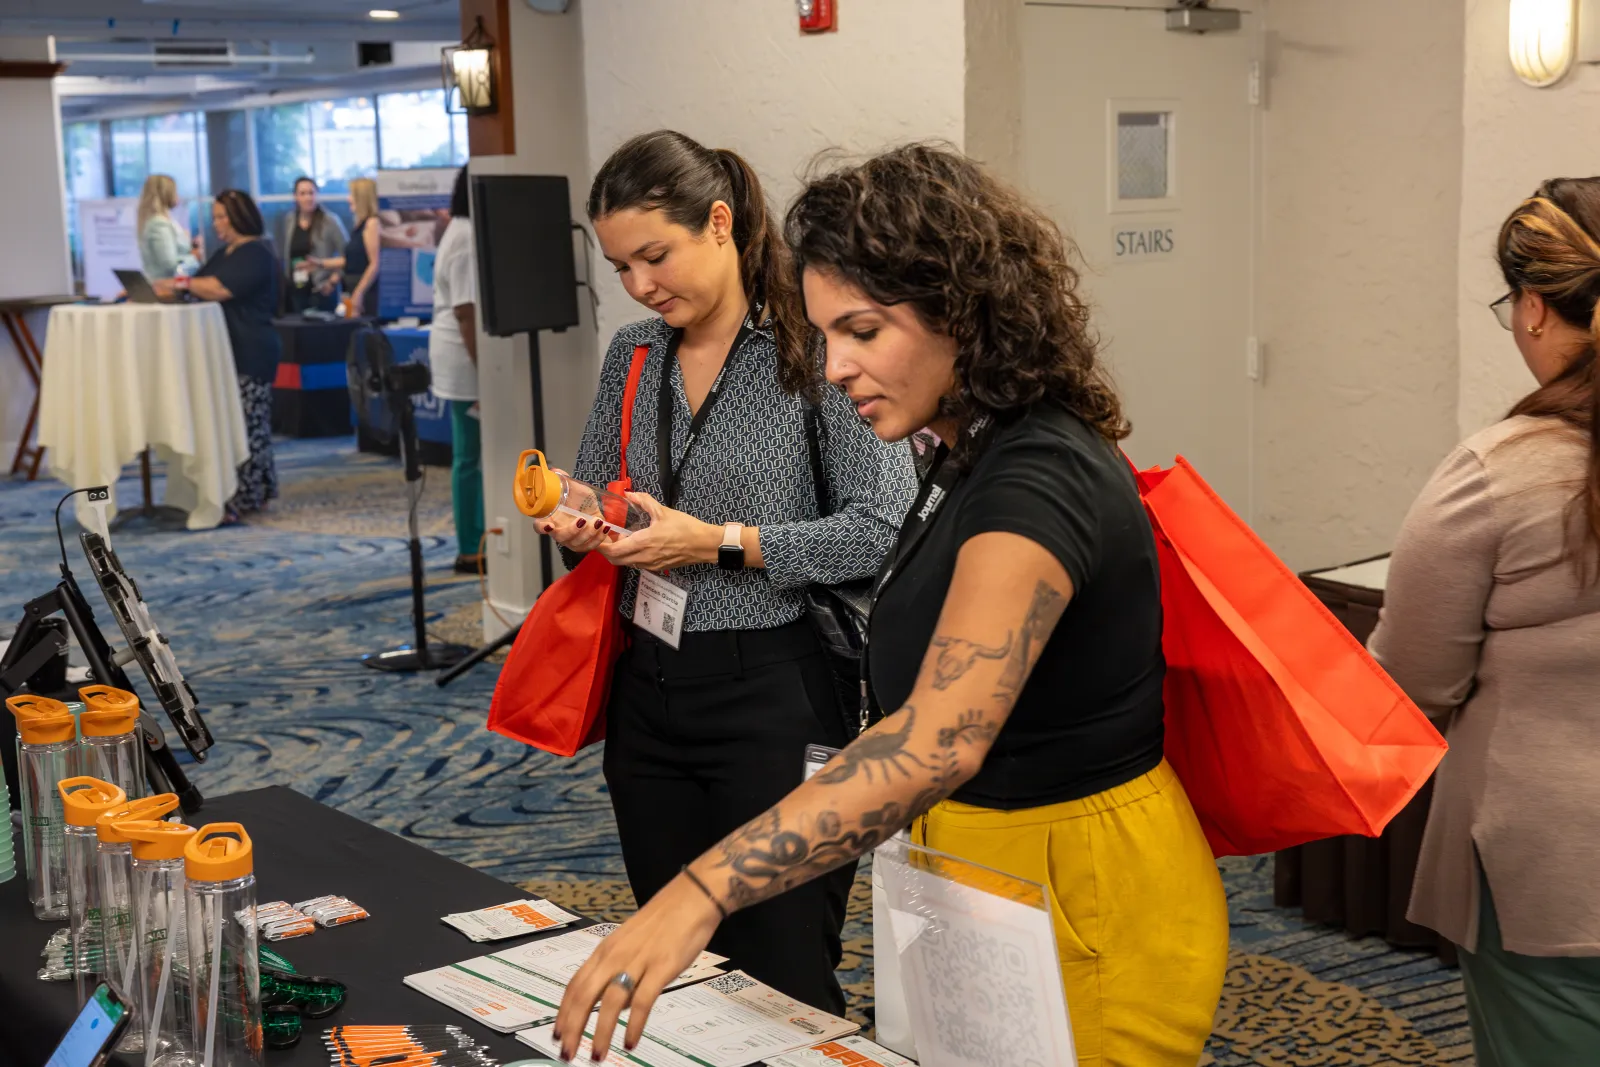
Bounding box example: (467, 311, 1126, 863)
(471, 174, 580, 338)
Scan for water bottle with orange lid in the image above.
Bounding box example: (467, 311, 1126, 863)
(8, 694, 80, 919)
(186, 823, 261, 1067)
(78, 685, 146, 800)
(122, 818, 199, 1066)
(59, 776, 129, 1004)
(97, 792, 181, 1053)
(514, 449, 650, 540)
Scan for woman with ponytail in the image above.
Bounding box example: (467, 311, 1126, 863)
(1371, 178, 1600, 1065)
(542, 130, 916, 1011)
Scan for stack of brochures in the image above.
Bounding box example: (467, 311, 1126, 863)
(403, 922, 916, 1066)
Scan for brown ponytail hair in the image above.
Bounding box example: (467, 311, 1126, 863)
(587, 131, 804, 390)
(1497, 178, 1600, 579)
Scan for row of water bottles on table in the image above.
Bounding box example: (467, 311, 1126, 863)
(9, 693, 263, 1067)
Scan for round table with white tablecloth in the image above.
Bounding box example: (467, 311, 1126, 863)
(36, 302, 250, 530)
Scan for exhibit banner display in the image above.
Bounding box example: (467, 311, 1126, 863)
(876, 837, 1077, 1067)
(376, 168, 456, 320)
(78, 199, 142, 301)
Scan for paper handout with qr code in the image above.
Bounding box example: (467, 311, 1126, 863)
(517, 970, 858, 1067)
(490, 923, 726, 990)
(764, 1035, 919, 1067)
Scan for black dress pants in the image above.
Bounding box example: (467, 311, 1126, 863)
(602, 619, 856, 1015)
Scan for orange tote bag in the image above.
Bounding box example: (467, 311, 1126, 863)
(1134, 456, 1447, 857)
(486, 346, 649, 757)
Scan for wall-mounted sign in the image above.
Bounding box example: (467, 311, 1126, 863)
(1110, 222, 1177, 263)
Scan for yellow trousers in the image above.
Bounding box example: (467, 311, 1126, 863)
(917, 760, 1227, 1066)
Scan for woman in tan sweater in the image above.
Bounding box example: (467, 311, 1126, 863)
(1371, 180, 1600, 1067)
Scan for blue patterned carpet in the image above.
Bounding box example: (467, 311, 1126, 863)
(0, 437, 1473, 1064)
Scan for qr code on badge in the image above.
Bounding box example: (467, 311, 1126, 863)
(704, 972, 757, 996)
(661, 611, 676, 637)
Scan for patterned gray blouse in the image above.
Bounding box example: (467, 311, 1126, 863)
(571, 316, 918, 633)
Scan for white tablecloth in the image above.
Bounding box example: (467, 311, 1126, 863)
(37, 303, 249, 530)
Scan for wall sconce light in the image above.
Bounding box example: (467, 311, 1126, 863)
(1510, 0, 1577, 87)
(443, 15, 497, 115)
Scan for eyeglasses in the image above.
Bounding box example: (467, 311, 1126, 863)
(1490, 292, 1515, 331)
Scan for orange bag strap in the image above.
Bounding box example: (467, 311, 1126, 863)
(617, 344, 650, 483)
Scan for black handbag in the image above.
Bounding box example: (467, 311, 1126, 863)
(800, 402, 875, 734)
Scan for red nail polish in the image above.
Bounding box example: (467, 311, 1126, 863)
(576, 518, 587, 528)
(543, 524, 553, 533)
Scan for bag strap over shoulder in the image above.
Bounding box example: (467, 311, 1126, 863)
(804, 399, 830, 517)
(617, 344, 650, 483)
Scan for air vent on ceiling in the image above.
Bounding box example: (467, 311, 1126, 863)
(154, 41, 233, 68)
(359, 42, 394, 67)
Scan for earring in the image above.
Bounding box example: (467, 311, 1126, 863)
(1527, 324, 1544, 338)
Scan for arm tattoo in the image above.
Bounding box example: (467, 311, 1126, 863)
(701, 579, 1068, 914)
(996, 580, 1068, 697)
(928, 633, 1013, 690)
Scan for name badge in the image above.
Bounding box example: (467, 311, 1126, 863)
(804, 744, 840, 781)
(633, 570, 688, 650)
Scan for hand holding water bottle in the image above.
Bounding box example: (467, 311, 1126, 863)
(515, 449, 650, 552)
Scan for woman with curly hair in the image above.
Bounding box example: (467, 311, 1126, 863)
(555, 143, 1227, 1066)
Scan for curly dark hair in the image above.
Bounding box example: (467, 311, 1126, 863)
(782, 143, 1127, 457)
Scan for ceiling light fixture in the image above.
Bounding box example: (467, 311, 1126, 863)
(1510, 0, 1577, 87)
(369, 9, 401, 20)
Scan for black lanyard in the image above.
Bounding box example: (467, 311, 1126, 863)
(857, 441, 966, 729)
(657, 317, 757, 508)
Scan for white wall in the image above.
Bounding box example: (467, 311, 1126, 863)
(0, 37, 73, 467)
(473, 3, 598, 632)
(579, 0, 967, 344)
(1457, 0, 1600, 437)
(1254, 0, 1465, 569)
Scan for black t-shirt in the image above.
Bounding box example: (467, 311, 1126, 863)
(288, 221, 312, 289)
(867, 402, 1166, 810)
(197, 240, 282, 382)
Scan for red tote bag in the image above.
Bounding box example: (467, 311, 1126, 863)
(485, 346, 649, 757)
(1134, 456, 1447, 857)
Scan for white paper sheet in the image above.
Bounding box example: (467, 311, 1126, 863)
(441, 898, 581, 941)
(520, 971, 858, 1067)
(402, 954, 570, 1032)
(490, 923, 727, 990)
(764, 1034, 920, 1066)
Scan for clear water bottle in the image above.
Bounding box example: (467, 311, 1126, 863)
(97, 792, 180, 1054)
(123, 819, 198, 1067)
(59, 776, 128, 1005)
(186, 823, 261, 1067)
(79, 685, 146, 800)
(8, 695, 80, 919)
(514, 448, 651, 539)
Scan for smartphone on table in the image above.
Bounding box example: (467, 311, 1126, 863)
(45, 982, 131, 1067)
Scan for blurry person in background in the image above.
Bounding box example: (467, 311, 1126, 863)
(136, 174, 199, 280)
(428, 168, 486, 574)
(157, 189, 282, 523)
(309, 177, 381, 319)
(1372, 179, 1600, 1067)
(275, 176, 346, 313)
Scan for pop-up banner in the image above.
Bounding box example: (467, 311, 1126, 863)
(78, 198, 143, 301)
(375, 167, 458, 320)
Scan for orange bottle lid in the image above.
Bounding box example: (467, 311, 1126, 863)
(6, 695, 77, 742)
(513, 449, 563, 518)
(119, 819, 198, 861)
(97, 793, 180, 842)
(59, 777, 129, 826)
(78, 686, 141, 736)
(184, 822, 253, 882)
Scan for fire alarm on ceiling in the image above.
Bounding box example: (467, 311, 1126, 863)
(798, 0, 836, 34)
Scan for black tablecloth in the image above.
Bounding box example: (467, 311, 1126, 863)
(1, 786, 582, 1067)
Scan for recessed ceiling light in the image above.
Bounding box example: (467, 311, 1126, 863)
(369, 9, 400, 19)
